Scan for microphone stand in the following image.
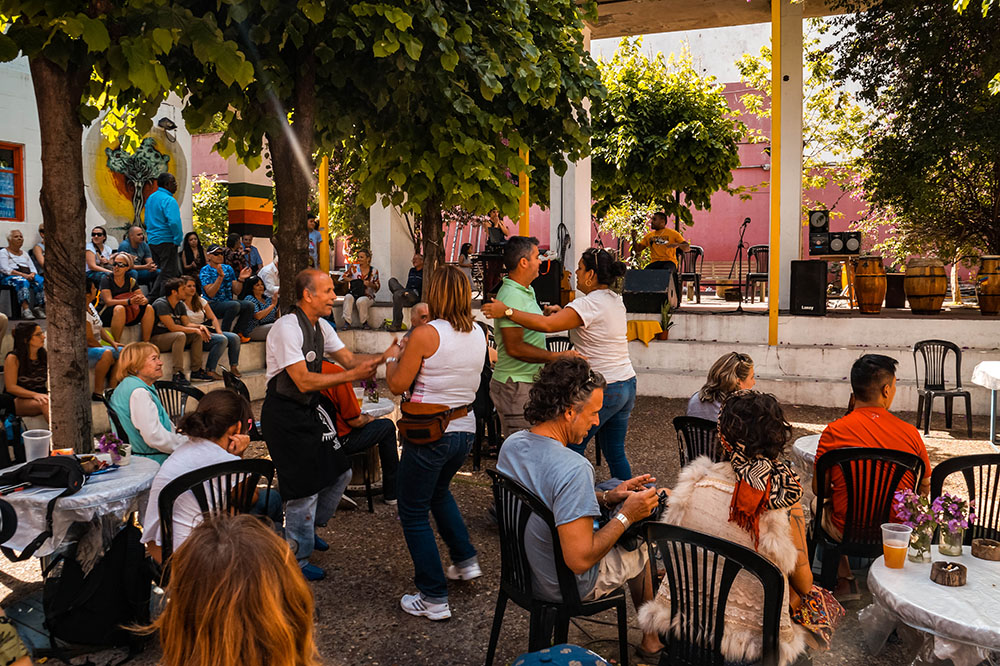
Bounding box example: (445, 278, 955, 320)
(727, 217, 751, 313)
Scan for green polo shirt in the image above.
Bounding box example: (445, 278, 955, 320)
(493, 277, 546, 384)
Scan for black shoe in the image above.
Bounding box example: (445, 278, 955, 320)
(361, 322, 371, 330)
(172, 372, 191, 387)
(190, 369, 214, 382)
(91, 393, 103, 402)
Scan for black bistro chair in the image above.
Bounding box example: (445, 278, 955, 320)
(154, 381, 205, 427)
(646, 523, 784, 666)
(678, 245, 704, 304)
(98, 394, 132, 445)
(485, 470, 630, 666)
(913, 339, 973, 437)
(810, 447, 924, 590)
(222, 370, 263, 441)
(930, 453, 1000, 543)
(545, 336, 573, 353)
(672, 416, 722, 467)
(745, 245, 769, 303)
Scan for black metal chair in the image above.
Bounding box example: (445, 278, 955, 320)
(678, 245, 704, 304)
(745, 245, 769, 303)
(98, 394, 132, 445)
(930, 453, 1000, 543)
(222, 370, 263, 441)
(810, 447, 924, 590)
(646, 523, 783, 666)
(913, 339, 973, 437)
(672, 416, 722, 467)
(154, 381, 205, 427)
(544, 336, 573, 353)
(0, 497, 16, 545)
(485, 470, 630, 666)
(157, 459, 276, 567)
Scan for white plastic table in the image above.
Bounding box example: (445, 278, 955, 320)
(348, 397, 397, 492)
(971, 361, 1000, 447)
(862, 551, 1000, 666)
(790, 434, 820, 516)
(2, 455, 159, 558)
(361, 397, 395, 418)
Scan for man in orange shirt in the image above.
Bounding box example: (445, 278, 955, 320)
(633, 211, 689, 299)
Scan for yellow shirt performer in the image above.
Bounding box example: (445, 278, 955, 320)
(633, 211, 690, 269)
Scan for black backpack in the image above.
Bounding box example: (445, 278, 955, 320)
(0, 456, 85, 561)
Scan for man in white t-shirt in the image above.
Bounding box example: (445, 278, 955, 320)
(259, 252, 279, 298)
(261, 268, 388, 581)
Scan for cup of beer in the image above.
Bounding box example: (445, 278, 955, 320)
(881, 523, 912, 569)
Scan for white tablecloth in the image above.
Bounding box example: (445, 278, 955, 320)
(2, 456, 159, 558)
(972, 361, 1000, 391)
(862, 552, 1000, 666)
(361, 397, 395, 418)
(790, 434, 820, 516)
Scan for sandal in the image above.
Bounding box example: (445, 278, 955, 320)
(833, 575, 860, 602)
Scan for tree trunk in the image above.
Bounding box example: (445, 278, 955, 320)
(268, 55, 317, 314)
(29, 57, 91, 452)
(421, 198, 444, 288)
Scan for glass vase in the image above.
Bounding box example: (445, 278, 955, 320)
(939, 528, 964, 556)
(908, 525, 933, 563)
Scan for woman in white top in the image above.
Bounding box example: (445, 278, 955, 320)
(85, 280, 122, 399)
(457, 242, 473, 285)
(0, 229, 44, 319)
(30, 223, 44, 274)
(180, 275, 241, 379)
(338, 248, 379, 329)
(385, 265, 486, 621)
(85, 225, 114, 282)
(483, 247, 637, 480)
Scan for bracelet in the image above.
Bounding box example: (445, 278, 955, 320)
(385, 356, 398, 363)
(614, 512, 631, 529)
(602, 489, 610, 506)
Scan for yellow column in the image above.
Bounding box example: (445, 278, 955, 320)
(318, 155, 330, 272)
(768, 2, 781, 346)
(518, 148, 530, 235)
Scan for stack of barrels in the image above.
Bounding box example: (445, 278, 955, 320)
(850, 255, 1000, 315)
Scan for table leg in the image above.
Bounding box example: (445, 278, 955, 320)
(991, 389, 998, 448)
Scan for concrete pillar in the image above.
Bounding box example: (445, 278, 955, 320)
(775, 1, 804, 310)
(369, 203, 417, 301)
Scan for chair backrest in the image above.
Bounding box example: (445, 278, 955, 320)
(814, 447, 925, 553)
(913, 339, 962, 391)
(487, 469, 585, 609)
(672, 416, 722, 467)
(930, 453, 1000, 543)
(545, 336, 573, 353)
(157, 458, 276, 565)
(221, 369, 250, 402)
(154, 381, 205, 427)
(99, 395, 131, 445)
(646, 523, 783, 666)
(747, 245, 769, 274)
(484, 323, 497, 351)
(0, 497, 17, 545)
(679, 246, 704, 275)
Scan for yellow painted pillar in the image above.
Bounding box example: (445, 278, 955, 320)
(518, 148, 530, 235)
(318, 155, 330, 272)
(768, 2, 781, 347)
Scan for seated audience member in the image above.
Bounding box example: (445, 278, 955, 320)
(86, 281, 122, 400)
(319, 360, 398, 504)
(142, 390, 280, 563)
(259, 252, 279, 298)
(180, 231, 207, 284)
(140, 514, 320, 666)
(98, 253, 155, 342)
(180, 275, 241, 379)
(151, 277, 221, 385)
(109, 342, 188, 463)
(200, 243, 253, 338)
(338, 249, 379, 330)
(814, 354, 931, 596)
(387, 252, 423, 332)
(119, 225, 159, 287)
(687, 351, 755, 421)
(307, 216, 321, 268)
(0, 230, 44, 319)
(410, 302, 430, 329)
(30, 224, 44, 275)
(242, 234, 263, 274)
(4, 323, 48, 423)
(85, 225, 114, 283)
(243, 276, 279, 340)
(641, 391, 823, 664)
(496, 357, 664, 656)
(224, 233, 247, 274)
(457, 242, 473, 284)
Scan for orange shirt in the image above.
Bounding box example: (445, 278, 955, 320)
(639, 227, 687, 265)
(320, 361, 361, 438)
(815, 407, 930, 533)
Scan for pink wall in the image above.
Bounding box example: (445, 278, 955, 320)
(191, 133, 228, 181)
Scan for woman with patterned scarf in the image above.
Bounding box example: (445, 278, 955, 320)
(639, 391, 843, 665)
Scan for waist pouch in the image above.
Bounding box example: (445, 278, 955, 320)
(398, 402, 472, 445)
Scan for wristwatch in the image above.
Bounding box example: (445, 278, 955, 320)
(385, 356, 398, 363)
(504, 308, 514, 317)
(614, 512, 630, 529)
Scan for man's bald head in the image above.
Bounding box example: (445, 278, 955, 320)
(410, 302, 430, 328)
(294, 268, 327, 302)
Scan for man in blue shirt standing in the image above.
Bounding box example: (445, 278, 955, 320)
(144, 172, 184, 298)
(119, 225, 159, 288)
(200, 243, 254, 338)
(241, 233, 263, 274)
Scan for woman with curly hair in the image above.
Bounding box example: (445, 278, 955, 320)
(687, 351, 755, 421)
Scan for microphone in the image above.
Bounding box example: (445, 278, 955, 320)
(743, 217, 751, 225)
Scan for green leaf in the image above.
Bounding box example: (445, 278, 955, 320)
(440, 49, 458, 72)
(0, 33, 19, 62)
(151, 27, 173, 55)
(298, 0, 326, 24)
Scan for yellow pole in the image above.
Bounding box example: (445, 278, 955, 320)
(768, 2, 781, 347)
(518, 148, 530, 235)
(318, 155, 330, 273)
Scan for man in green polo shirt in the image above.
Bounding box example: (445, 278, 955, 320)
(490, 236, 577, 436)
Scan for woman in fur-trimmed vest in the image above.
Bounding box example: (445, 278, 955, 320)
(640, 391, 824, 666)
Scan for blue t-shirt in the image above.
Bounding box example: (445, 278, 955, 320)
(496, 431, 600, 602)
(199, 263, 236, 303)
(246, 295, 277, 332)
(143, 188, 183, 246)
(119, 239, 152, 264)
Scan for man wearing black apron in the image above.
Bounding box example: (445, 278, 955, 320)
(262, 269, 384, 581)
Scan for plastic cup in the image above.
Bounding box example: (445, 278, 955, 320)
(22, 429, 52, 462)
(881, 523, 912, 569)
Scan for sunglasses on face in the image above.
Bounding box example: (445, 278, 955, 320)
(113, 262, 129, 268)
(92, 232, 105, 237)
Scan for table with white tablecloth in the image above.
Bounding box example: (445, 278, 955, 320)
(971, 361, 1000, 447)
(347, 396, 398, 493)
(790, 434, 820, 518)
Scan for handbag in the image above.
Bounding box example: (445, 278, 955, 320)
(0, 456, 85, 561)
(398, 402, 472, 445)
(790, 584, 846, 650)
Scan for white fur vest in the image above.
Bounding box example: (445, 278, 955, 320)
(638, 457, 807, 666)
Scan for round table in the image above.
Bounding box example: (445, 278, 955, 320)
(863, 552, 1000, 666)
(971, 361, 1000, 446)
(348, 397, 397, 492)
(361, 397, 395, 418)
(790, 434, 820, 515)
(2, 455, 159, 558)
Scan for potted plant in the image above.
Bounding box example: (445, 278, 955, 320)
(893, 489, 935, 562)
(657, 302, 675, 340)
(95, 432, 130, 466)
(932, 493, 975, 556)
(360, 378, 380, 403)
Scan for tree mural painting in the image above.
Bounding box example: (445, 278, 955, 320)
(105, 137, 170, 228)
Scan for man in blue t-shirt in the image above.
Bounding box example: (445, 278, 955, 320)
(119, 225, 159, 287)
(496, 357, 664, 658)
(200, 243, 253, 337)
(143, 172, 184, 298)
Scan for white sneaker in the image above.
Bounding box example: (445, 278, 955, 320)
(400, 593, 451, 621)
(445, 561, 482, 581)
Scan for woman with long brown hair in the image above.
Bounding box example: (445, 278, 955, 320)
(687, 351, 755, 421)
(385, 265, 486, 621)
(143, 514, 319, 666)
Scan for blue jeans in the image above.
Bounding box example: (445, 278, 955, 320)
(569, 376, 637, 480)
(205, 331, 240, 371)
(284, 469, 352, 568)
(87, 345, 120, 366)
(2, 274, 44, 308)
(212, 299, 254, 334)
(397, 431, 477, 602)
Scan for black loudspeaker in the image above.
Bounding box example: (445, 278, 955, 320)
(531, 259, 562, 306)
(623, 269, 677, 313)
(828, 231, 862, 255)
(809, 233, 830, 255)
(808, 210, 829, 234)
(790, 260, 828, 316)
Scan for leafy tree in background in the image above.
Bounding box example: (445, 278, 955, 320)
(954, 0, 999, 94)
(591, 38, 746, 235)
(192, 174, 230, 246)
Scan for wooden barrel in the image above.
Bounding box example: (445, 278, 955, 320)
(854, 256, 887, 314)
(904, 258, 947, 314)
(978, 256, 1000, 316)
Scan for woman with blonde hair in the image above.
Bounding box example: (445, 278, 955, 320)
(385, 265, 486, 621)
(98, 252, 154, 342)
(142, 514, 319, 666)
(687, 351, 755, 421)
(109, 342, 186, 463)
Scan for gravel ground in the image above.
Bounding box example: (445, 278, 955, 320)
(0, 395, 994, 666)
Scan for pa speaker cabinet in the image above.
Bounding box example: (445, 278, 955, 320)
(808, 210, 829, 234)
(531, 259, 562, 306)
(790, 260, 828, 316)
(809, 232, 830, 256)
(623, 269, 674, 313)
